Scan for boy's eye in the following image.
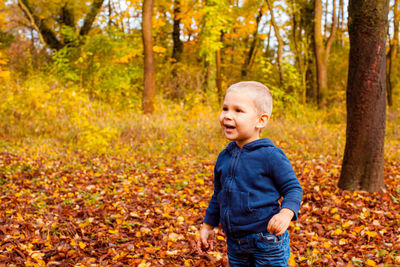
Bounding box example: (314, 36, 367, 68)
(235, 109, 242, 113)
(222, 107, 228, 111)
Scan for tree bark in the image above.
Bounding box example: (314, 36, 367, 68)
(18, 0, 104, 50)
(314, 0, 336, 108)
(18, 0, 62, 50)
(267, 0, 284, 86)
(216, 31, 224, 102)
(337, 0, 345, 47)
(386, 0, 399, 106)
(142, 0, 156, 114)
(79, 0, 105, 36)
(241, 7, 262, 79)
(339, 0, 389, 192)
(172, 0, 183, 62)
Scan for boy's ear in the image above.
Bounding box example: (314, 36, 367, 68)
(256, 113, 269, 129)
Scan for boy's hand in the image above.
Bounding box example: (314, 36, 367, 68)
(197, 223, 215, 253)
(267, 208, 294, 236)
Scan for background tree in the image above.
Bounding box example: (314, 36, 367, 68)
(241, 6, 263, 79)
(314, 0, 337, 108)
(266, 0, 284, 86)
(172, 0, 183, 63)
(339, 0, 389, 192)
(17, 0, 105, 50)
(142, 0, 156, 114)
(386, 0, 399, 106)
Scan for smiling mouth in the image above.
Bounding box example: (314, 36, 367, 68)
(225, 125, 236, 129)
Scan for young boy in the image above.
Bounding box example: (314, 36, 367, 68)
(197, 81, 303, 266)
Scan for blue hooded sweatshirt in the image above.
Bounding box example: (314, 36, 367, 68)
(204, 138, 303, 239)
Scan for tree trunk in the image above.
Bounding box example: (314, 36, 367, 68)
(339, 0, 389, 192)
(18, 0, 62, 50)
(172, 0, 183, 62)
(267, 0, 284, 86)
(216, 31, 224, 102)
(314, 0, 336, 108)
(18, 0, 104, 50)
(337, 0, 345, 47)
(216, 49, 222, 101)
(241, 7, 262, 79)
(142, 0, 156, 114)
(387, 0, 399, 106)
(79, 0, 105, 37)
(314, 0, 326, 107)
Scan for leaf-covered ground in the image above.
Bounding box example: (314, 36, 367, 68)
(0, 150, 399, 266)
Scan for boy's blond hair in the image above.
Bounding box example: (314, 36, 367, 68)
(226, 81, 273, 117)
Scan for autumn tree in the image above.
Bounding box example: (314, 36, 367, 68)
(199, 0, 229, 100)
(142, 0, 156, 114)
(314, 0, 337, 107)
(241, 6, 263, 79)
(339, 0, 389, 192)
(172, 0, 183, 63)
(266, 0, 284, 86)
(17, 0, 105, 50)
(386, 0, 399, 106)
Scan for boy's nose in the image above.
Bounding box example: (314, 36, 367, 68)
(224, 112, 233, 119)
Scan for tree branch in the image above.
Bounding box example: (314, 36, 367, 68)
(18, 0, 62, 50)
(79, 0, 105, 37)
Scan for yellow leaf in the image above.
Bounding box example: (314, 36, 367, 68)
(323, 242, 331, 248)
(153, 45, 167, 53)
(289, 254, 296, 266)
(168, 232, 183, 242)
(138, 261, 151, 267)
(330, 208, 338, 214)
(196, 178, 204, 185)
(365, 259, 377, 266)
(109, 229, 118, 234)
(365, 231, 377, 238)
(208, 251, 222, 260)
(332, 228, 342, 235)
(217, 235, 225, 241)
(354, 225, 365, 233)
(79, 242, 86, 249)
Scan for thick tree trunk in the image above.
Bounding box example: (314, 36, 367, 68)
(339, 0, 389, 192)
(172, 0, 183, 62)
(142, 0, 156, 114)
(267, 0, 284, 86)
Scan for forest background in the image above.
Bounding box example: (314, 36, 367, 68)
(0, 0, 399, 266)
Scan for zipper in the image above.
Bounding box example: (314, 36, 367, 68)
(226, 148, 241, 236)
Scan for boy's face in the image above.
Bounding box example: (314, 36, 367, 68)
(219, 90, 267, 148)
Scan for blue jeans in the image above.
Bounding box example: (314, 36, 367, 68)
(226, 231, 290, 267)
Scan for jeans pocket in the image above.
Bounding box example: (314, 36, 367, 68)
(257, 232, 284, 248)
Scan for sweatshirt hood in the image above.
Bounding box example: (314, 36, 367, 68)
(226, 138, 275, 154)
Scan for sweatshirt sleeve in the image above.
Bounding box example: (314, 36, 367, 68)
(203, 160, 222, 227)
(269, 148, 303, 220)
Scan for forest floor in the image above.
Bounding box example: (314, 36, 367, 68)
(0, 145, 399, 266)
